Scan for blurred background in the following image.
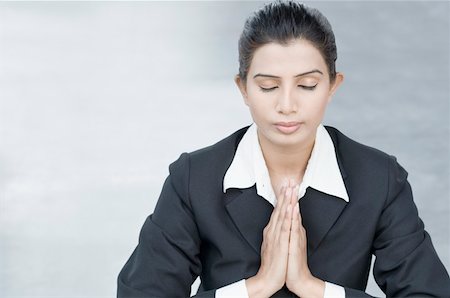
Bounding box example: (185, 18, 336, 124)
(0, 1, 448, 297)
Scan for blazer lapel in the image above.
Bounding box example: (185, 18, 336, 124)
(224, 185, 348, 258)
(224, 186, 273, 256)
(299, 188, 348, 257)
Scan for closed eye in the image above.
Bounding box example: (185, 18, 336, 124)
(299, 84, 317, 90)
(260, 86, 278, 92)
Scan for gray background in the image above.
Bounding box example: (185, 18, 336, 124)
(0, 1, 448, 297)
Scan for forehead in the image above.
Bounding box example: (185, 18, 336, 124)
(249, 39, 327, 76)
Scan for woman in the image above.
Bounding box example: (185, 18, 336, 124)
(117, 1, 450, 297)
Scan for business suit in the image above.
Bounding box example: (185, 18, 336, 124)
(117, 125, 450, 297)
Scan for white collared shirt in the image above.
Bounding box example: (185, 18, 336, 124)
(216, 122, 347, 298)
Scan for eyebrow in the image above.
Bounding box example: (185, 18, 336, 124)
(253, 69, 323, 79)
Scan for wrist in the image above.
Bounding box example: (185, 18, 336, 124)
(291, 276, 325, 298)
(245, 275, 277, 298)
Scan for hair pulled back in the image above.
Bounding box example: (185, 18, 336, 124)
(238, 0, 337, 83)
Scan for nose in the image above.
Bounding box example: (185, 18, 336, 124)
(275, 88, 297, 114)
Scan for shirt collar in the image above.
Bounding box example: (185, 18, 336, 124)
(223, 123, 349, 206)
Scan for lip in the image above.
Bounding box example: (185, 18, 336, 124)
(274, 122, 301, 134)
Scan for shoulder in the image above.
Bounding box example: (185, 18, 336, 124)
(325, 125, 404, 170)
(164, 125, 250, 204)
(168, 125, 250, 180)
(189, 125, 249, 166)
(325, 125, 409, 200)
(325, 125, 392, 162)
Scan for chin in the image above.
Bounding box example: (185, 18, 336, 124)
(269, 132, 304, 146)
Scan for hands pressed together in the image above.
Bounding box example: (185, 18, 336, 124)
(246, 179, 325, 298)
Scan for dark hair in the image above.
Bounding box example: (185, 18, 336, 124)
(238, 0, 337, 83)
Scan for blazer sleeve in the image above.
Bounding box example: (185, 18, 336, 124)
(117, 152, 217, 297)
(343, 156, 450, 297)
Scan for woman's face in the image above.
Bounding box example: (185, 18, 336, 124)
(235, 38, 343, 151)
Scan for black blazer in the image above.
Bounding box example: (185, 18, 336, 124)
(117, 125, 450, 297)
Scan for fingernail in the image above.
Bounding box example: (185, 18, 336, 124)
(286, 187, 291, 196)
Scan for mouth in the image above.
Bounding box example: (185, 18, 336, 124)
(274, 122, 302, 134)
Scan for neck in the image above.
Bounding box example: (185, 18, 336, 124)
(258, 132, 315, 182)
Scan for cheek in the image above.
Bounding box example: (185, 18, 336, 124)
(246, 82, 259, 94)
(246, 88, 273, 109)
(302, 90, 330, 112)
(249, 99, 272, 114)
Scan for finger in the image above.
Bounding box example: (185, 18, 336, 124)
(270, 180, 290, 237)
(266, 181, 288, 239)
(290, 184, 299, 206)
(287, 184, 298, 229)
(274, 183, 287, 213)
(288, 183, 298, 216)
(289, 202, 300, 254)
(279, 178, 289, 196)
(297, 203, 306, 241)
(274, 179, 288, 212)
(277, 181, 289, 208)
(275, 186, 292, 242)
(297, 200, 303, 227)
(296, 203, 308, 248)
(292, 201, 300, 232)
(266, 184, 286, 235)
(288, 178, 294, 189)
(280, 185, 292, 224)
(279, 201, 293, 250)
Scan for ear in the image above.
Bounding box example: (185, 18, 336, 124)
(327, 72, 344, 103)
(234, 74, 249, 106)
